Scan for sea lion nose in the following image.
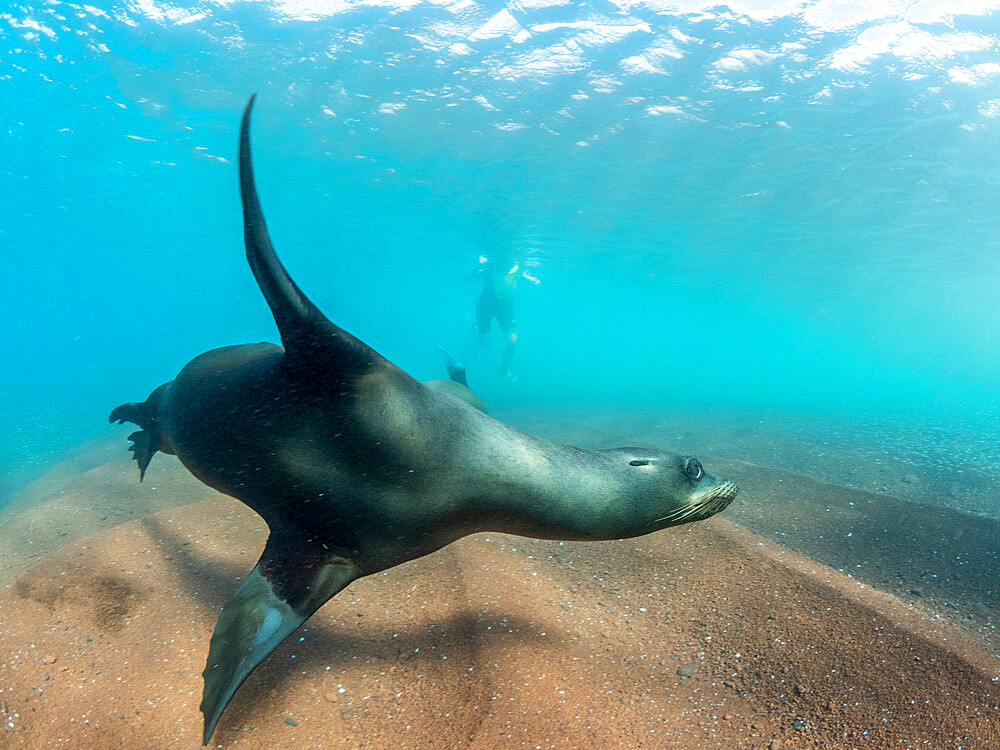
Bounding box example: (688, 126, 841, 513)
(717, 481, 738, 500)
(703, 481, 737, 514)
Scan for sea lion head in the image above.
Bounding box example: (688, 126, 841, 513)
(616, 450, 738, 533)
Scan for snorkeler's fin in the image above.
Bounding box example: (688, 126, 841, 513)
(200, 528, 360, 744)
(436, 346, 468, 387)
(109, 382, 173, 481)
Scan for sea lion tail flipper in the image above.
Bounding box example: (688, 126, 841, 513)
(200, 529, 360, 744)
(125, 428, 156, 482)
(437, 346, 468, 386)
(239, 96, 382, 370)
(108, 382, 172, 481)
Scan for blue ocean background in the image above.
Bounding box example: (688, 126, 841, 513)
(3, 0, 1000, 510)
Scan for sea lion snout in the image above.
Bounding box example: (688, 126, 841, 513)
(708, 480, 739, 512)
(686, 476, 739, 521)
(708, 479, 739, 504)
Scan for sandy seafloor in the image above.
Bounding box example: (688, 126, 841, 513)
(1, 408, 998, 749)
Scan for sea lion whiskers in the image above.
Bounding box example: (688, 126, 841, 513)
(651, 507, 690, 526)
(654, 502, 704, 526)
(651, 478, 737, 527)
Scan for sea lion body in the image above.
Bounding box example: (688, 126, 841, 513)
(110, 97, 737, 744)
(155, 341, 726, 568)
(423, 376, 487, 413)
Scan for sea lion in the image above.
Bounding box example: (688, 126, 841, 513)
(109, 96, 738, 745)
(423, 346, 487, 413)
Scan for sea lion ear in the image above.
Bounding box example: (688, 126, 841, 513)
(629, 459, 651, 467)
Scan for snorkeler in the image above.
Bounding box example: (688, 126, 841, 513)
(467, 253, 540, 381)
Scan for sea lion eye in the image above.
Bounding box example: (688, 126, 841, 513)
(685, 458, 704, 481)
(629, 459, 649, 466)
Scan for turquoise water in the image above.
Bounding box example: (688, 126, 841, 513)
(3, 1, 1000, 506)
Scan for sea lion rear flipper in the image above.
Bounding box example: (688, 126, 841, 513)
(108, 382, 174, 481)
(109, 404, 156, 479)
(437, 346, 468, 386)
(200, 529, 360, 744)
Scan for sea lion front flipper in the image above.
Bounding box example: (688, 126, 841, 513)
(239, 95, 383, 372)
(200, 529, 360, 744)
